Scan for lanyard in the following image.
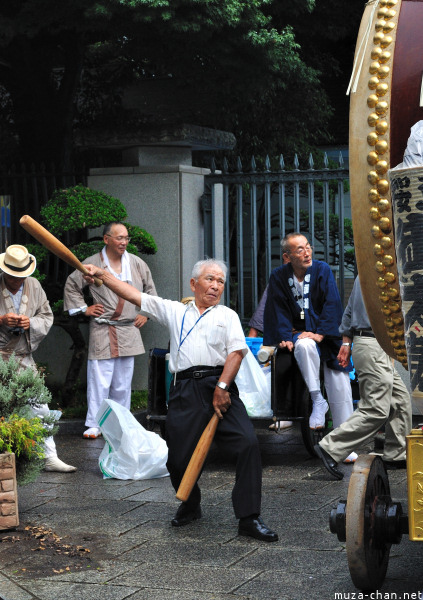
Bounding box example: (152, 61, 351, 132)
(174, 304, 215, 382)
(178, 304, 214, 350)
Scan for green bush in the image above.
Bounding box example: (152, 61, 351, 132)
(40, 185, 127, 235)
(0, 354, 54, 484)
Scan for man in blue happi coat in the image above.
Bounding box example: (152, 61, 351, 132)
(263, 233, 355, 450)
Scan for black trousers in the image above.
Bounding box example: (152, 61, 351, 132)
(166, 374, 262, 519)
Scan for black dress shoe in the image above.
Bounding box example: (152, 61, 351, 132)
(238, 516, 278, 542)
(314, 444, 344, 480)
(383, 459, 407, 470)
(171, 504, 202, 527)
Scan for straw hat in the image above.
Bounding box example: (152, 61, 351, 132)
(0, 245, 36, 277)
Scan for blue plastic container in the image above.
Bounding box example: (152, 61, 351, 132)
(245, 337, 263, 358)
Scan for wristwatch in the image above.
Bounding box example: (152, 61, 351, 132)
(216, 381, 229, 391)
(341, 342, 351, 347)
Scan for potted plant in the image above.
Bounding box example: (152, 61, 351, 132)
(0, 354, 54, 530)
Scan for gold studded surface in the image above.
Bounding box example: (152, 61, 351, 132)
(349, 0, 407, 365)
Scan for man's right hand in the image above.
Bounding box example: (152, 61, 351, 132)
(84, 264, 104, 282)
(85, 304, 105, 317)
(337, 345, 351, 369)
(278, 340, 294, 352)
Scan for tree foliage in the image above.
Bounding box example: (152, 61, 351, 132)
(0, 0, 361, 167)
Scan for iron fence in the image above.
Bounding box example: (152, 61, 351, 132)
(0, 162, 87, 247)
(202, 152, 353, 325)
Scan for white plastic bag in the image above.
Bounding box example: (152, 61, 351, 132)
(96, 399, 169, 480)
(235, 349, 273, 417)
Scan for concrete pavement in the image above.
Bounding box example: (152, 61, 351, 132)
(1, 418, 423, 600)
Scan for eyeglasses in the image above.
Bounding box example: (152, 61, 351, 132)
(289, 244, 313, 256)
(105, 235, 131, 243)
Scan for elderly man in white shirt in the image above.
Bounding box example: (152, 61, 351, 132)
(83, 258, 278, 543)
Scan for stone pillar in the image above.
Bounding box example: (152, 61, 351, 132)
(0, 453, 19, 530)
(77, 124, 233, 390)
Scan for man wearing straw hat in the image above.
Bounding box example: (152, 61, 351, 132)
(0, 244, 76, 472)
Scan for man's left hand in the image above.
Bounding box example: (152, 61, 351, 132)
(134, 314, 148, 328)
(298, 331, 324, 343)
(213, 387, 231, 419)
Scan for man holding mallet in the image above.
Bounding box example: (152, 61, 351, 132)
(83, 258, 278, 542)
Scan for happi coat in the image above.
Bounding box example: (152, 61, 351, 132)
(0, 274, 53, 369)
(63, 252, 156, 360)
(263, 260, 345, 364)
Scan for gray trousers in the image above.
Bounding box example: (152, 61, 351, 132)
(319, 336, 412, 463)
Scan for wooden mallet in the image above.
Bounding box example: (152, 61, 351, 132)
(176, 413, 219, 502)
(19, 215, 103, 287)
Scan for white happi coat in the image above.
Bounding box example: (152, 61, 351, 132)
(63, 251, 156, 360)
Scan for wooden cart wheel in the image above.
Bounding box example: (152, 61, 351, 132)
(346, 454, 392, 591)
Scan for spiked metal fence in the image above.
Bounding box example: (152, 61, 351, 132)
(202, 151, 353, 326)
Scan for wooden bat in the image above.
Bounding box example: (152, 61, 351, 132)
(176, 413, 219, 502)
(19, 215, 103, 287)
